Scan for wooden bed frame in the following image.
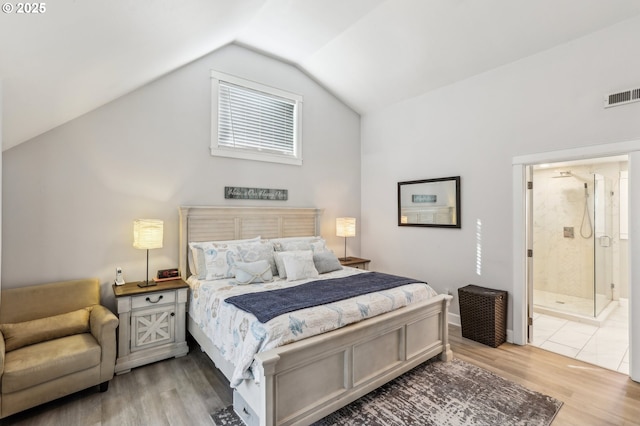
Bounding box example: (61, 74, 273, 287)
(179, 206, 453, 426)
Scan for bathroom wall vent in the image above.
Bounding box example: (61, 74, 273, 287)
(604, 87, 640, 108)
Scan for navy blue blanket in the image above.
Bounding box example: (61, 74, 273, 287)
(224, 272, 423, 323)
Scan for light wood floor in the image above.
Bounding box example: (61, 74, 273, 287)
(2, 326, 639, 426)
(449, 326, 640, 426)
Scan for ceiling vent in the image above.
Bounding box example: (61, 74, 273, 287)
(604, 87, 640, 108)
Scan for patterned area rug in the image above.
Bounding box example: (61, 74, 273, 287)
(211, 358, 562, 426)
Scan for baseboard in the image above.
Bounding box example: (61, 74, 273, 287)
(448, 312, 461, 327)
(448, 314, 515, 344)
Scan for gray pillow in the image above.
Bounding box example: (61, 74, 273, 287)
(313, 251, 343, 274)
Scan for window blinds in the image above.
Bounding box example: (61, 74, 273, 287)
(218, 81, 296, 156)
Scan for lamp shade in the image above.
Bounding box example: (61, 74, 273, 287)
(133, 219, 164, 250)
(336, 217, 356, 238)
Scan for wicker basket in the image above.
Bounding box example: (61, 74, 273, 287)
(458, 285, 507, 348)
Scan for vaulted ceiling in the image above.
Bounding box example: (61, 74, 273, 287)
(2, 0, 640, 151)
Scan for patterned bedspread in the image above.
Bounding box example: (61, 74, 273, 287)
(187, 268, 437, 387)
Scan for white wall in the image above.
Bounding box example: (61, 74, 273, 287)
(361, 16, 640, 328)
(2, 44, 361, 310)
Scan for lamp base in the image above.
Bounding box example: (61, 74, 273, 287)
(137, 280, 157, 288)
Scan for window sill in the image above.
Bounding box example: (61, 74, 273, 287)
(211, 147, 303, 166)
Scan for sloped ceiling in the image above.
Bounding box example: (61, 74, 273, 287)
(2, 0, 640, 151)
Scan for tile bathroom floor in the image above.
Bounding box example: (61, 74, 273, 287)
(531, 300, 629, 374)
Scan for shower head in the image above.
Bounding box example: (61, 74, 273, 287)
(552, 171, 573, 178)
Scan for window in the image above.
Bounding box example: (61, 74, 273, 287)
(211, 70, 303, 165)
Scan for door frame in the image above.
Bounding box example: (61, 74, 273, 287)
(512, 139, 640, 382)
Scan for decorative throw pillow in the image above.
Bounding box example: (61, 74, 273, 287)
(279, 250, 319, 281)
(274, 251, 289, 278)
(190, 237, 260, 279)
(236, 241, 277, 276)
(202, 244, 239, 280)
(234, 260, 273, 285)
(311, 240, 328, 253)
(0, 308, 91, 352)
(271, 236, 326, 252)
(313, 251, 343, 274)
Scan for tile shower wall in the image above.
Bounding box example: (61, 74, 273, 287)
(534, 165, 595, 300)
(533, 161, 627, 304)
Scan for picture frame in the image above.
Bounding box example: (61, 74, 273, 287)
(398, 176, 461, 228)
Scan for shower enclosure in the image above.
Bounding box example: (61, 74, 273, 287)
(532, 163, 618, 320)
(593, 173, 614, 317)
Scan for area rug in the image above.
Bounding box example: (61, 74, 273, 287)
(211, 358, 562, 426)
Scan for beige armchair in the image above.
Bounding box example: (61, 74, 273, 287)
(0, 278, 118, 419)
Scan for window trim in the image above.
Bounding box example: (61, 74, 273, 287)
(210, 70, 303, 166)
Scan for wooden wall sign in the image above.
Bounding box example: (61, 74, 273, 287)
(225, 186, 288, 201)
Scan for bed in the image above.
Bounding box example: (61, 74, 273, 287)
(179, 206, 453, 426)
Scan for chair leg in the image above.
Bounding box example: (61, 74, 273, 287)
(99, 381, 109, 392)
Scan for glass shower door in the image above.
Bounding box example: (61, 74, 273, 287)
(593, 173, 613, 317)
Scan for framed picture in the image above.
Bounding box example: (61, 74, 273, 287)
(398, 176, 461, 228)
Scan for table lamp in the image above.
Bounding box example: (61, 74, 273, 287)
(336, 217, 356, 261)
(133, 219, 164, 287)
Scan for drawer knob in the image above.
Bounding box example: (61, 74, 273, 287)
(170, 312, 175, 317)
(145, 295, 164, 304)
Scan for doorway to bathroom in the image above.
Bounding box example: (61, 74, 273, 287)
(529, 155, 629, 373)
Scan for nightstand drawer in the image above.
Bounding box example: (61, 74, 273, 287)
(132, 290, 175, 309)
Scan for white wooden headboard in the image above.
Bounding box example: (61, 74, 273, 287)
(178, 206, 323, 279)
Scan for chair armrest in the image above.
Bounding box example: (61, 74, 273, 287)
(0, 330, 5, 376)
(90, 305, 119, 383)
(89, 305, 119, 345)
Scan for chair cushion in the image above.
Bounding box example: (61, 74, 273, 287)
(2, 333, 101, 393)
(0, 308, 90, 352)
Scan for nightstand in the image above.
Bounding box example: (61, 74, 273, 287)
(112, 279, 189, 374)
(339, 256, 371, 270)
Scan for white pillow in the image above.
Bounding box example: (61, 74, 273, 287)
(201, 244, 239, 280)
(236, 241, 277, 276)
(271, 236, 326, 252)
(190, 237, 260, 279)
(274, 251, 289, 278)
(279, 250, 319, 281)
(311, 240, 329, 253)
(234, 260, 273, 285)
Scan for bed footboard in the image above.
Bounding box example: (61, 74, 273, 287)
(237, 293, 452, 426)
